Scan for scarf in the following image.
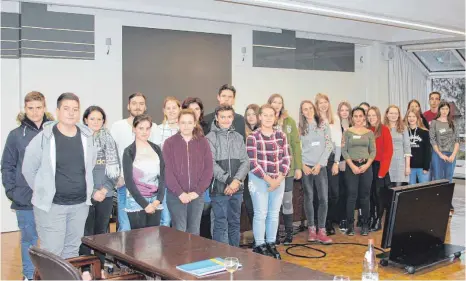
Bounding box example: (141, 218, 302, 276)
(94, 128, 120, 179)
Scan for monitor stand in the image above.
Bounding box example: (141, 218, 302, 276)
(377, 244, 464, 274)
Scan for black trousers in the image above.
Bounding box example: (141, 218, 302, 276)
(370, 161, 392, 219)
(338, 167, 348, 221)
(200, 202, 212, 239)
(326, 164, 340, 223)
(345, 163, 373, 223)
(127, 209, 161, 230)
(243, 176, 254, 227)
(79, 197, 113, 270)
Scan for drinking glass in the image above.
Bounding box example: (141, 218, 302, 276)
(333, 275, 350, 281)
(224, 257, 239, 280)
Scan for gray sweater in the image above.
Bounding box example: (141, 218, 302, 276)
(430, 120, 460, 153)
(300, 121, 333, 167)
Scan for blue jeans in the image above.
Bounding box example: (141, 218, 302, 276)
(249, 173, 285, 246)
(160, 187, 171, 227)
(117, 186, 131, 231)
(432, 151, 456, 183)
(211, 193, 243, 247)
(16, 210, 38, 279)
(409, 168, 430, 184)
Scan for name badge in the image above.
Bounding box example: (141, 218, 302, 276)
(311, 141, 320, 146)
(353, 135, 362, 139)
(439, 128, 446, 134)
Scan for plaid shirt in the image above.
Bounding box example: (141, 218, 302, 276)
(246, 129, 291, 179)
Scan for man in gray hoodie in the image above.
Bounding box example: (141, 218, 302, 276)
(206, 105, 249, 247)
(22, 93, 96, 259)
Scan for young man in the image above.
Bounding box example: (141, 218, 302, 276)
(1, 91, 53, 280)
(424, 92, 441, 123)
(206, 106, 249, 247)
(110, 93, 159, 231)
(22, 93, 96, 259)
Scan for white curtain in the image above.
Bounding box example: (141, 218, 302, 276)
(388, 47, 429, 114)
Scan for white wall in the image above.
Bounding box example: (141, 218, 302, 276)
(0, 4, 389, 232)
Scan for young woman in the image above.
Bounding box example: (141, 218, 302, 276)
(206, 105, 249, 247)
(367, 106, 393, 232)
(163, 109, 213, 234)
(405, 109, 431, 184)
(79, 106, 120, 279)
(268, 94, 302, 245)
(384, 105, 411, 186)
(123, 114, 165, 230)
(407, 99, 429, 129)
(153, 97, 181, 227)
(315, 93, 341, 235)
(336, 101, 352, 232)
(247, 104, 291, 259)
(430, 101, 460, 184)
(341, 107, 376, 236)
(299, 100, 333, 244)
(243, 104, 260, 235)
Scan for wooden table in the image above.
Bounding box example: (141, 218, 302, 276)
(82, 226, 333, 280)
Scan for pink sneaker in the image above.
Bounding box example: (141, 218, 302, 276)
(317, 228, 333, 244)
(308, 226, 317, 242)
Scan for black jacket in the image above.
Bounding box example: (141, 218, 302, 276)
(123, 141, 165, 209)
(1, 113, 51, 210)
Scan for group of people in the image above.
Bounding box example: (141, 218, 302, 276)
(1, 86, 460, 280)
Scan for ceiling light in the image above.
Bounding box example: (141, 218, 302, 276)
(253, 44, 296, 49)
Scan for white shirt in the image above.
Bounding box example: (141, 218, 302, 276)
(110, 119, 160, 178)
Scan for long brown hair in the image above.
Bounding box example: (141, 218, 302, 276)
(315, 93, 335, 124)
(178, 108, 204, 139)
(406, 99, 423, 113)
(244, 103, 260, 137)
(162, 96, 181, 124)
(436, 101, 455, 130)
(384, 105, 405, 133)
(367, 106, 383, 138)
(298, 100, 321, 136)
(337, 101, 352, 126)
(404, 108, 427, 130)
(267, 93, 288, 126)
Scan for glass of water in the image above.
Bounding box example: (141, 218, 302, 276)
(333, 275, 350, 281)
(224, 257, 239, 280)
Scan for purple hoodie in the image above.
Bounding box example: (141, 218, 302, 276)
(162, 133, 213, 197)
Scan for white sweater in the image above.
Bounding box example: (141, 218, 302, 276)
(327, 115, 342, 163)
(110, 119, 160, 178)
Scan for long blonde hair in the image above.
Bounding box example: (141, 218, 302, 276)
(162, 96, 181, 124)
(367, 106, 382, 138)
(267, 93, 288, 127)
(337, 101, 352, 126)
(315, 93, 335, 124)
(383, 105, 405, 133)
(404, 108, 427, 130)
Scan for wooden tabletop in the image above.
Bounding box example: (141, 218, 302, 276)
(82, 226, 333, 280)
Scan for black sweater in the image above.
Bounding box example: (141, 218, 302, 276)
(123, 141, 165, 209)
(408, 127, 431, 170)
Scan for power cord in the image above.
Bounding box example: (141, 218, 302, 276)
(285, 242, 386, 259)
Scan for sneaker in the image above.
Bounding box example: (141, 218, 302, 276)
(370, 218, 382, 232)
(253, 243, 274, 257)
(283, 229, 293, 245)
(346, 223, 355, 236)
(361, 223, 369, 236)
(339, 220, 348, 232)
(275, 231, 281, 245)
(325, 220, 336, 236)
(307, 226, 317, 242)
(317, 228, 333, 244)
(266, 243, 282, 260)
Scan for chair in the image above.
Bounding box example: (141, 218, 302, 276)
(29, 246, 144, 280)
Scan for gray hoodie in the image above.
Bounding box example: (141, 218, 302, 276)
(206, 123, 249, 196)
(22, 121, 96, 212)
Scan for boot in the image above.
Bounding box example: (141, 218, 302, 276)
(361, 220, 369, 236)
(307, 226, 317, 242)
(253, 243, 274, 257)
(266, 243, 282, 260)
(283, 228, 293, 245)
(370, 218, 382, 232)
(325, 220, 336, 236)
(317, 228, 333, 244)
(345, 221, 355, 236)
(339, 220, 348, 232)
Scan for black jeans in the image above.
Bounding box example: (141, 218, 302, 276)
(127, 209, 161, 230)
(370, 161, 392, 219)
(326, 164, 340, 223)
(345, 163, 373, 223)
(243, 176, 254, 227)
(338, 167, 348, 221)
(79, 197, 113, 270)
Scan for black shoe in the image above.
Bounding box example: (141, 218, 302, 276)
(283, 229, 293, 245)
(266, 243, 282, 260)
(325, 220, 336, 236)
(339, 220, 348, 232)
(298, 222, 307, 232)
(275, 231, 281, 245)
(253, 243, 274, 257)
(370, 218, 382, 232)
(361, 222, 369, 236)
(346, 222, 355, 236)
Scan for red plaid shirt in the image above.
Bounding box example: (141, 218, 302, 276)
(246, 129, 291, 179)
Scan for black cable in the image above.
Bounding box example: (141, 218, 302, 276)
(284, 242, 386, 259)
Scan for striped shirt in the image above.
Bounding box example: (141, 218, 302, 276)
(246, 129, 291, 179)
(153, 123, 179, 149)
